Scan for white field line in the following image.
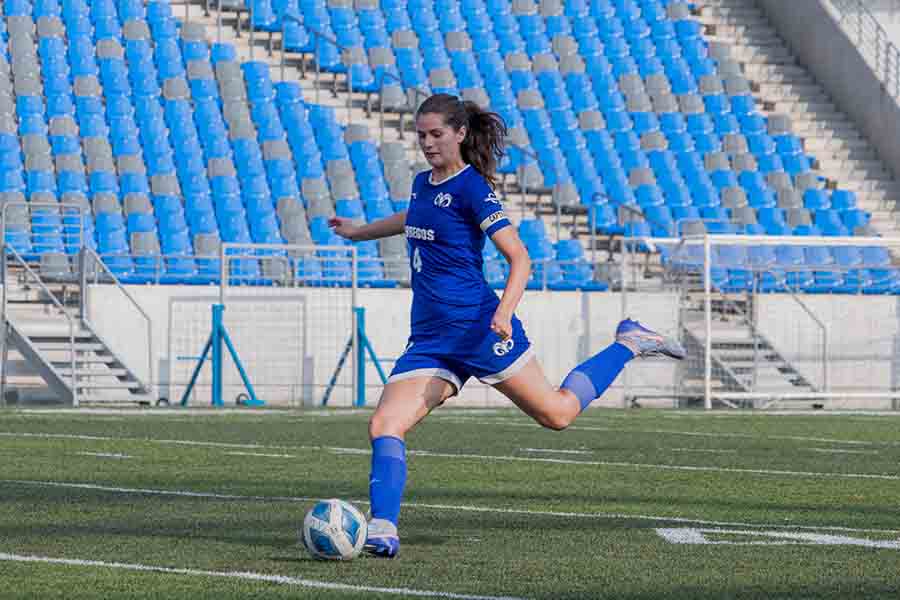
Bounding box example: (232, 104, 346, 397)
(432, 417, 898, 447)
(224, 451, 296, 458)
(3, 431, 899, 481)
(0, 552, 526, 600)
(669, 448, 738, 454)
(518, 448, 593, 455)
(5, 479, 900, 535)
(75, 452, 132, 459)
(806, 448, 880, 455)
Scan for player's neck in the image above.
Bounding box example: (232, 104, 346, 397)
(430, 160, 468, 185)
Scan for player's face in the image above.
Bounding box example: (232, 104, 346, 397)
(416, 112, 466, 170)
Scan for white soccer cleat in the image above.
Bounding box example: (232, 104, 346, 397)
(615, 318, 686, 360)
(363, 518, 400, 558)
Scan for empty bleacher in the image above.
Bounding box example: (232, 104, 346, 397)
(0, 0, 896, 293)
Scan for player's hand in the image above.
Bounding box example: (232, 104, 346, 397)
(490, 308, 513, 341)
(328, 217, 359, 241)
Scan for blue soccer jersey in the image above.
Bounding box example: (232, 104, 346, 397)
(404, 164, 510, 336)
(388, 164, 534, 391)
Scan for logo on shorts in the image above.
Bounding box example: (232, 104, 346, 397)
(492, 338, 515, 357)
(434, 192, 453, 208)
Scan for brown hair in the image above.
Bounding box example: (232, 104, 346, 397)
(416, 93, 508, 189)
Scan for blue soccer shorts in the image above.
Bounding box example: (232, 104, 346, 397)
(388, 314, 533, 394)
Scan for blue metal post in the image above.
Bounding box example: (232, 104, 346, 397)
(354, 307, 365, 407)
(211, 303, 224, 407)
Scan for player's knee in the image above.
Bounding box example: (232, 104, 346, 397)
(368, 413, 403, 440)
(535, 411, 573, 432)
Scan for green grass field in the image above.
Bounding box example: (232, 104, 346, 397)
(1, 407, 899, 599)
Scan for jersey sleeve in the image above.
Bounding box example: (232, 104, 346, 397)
(466, 174, 510, 237)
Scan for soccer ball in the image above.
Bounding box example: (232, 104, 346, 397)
(301, 499, 368, 560)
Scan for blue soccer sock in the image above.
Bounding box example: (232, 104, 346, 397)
(369, 436, 407, 527)
(560, 342, 635, 412)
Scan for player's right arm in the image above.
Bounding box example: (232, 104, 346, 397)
(329, 211, 407, 242)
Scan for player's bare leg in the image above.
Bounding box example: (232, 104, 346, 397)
(365, 376, 457, 558)
(496, 319, 685, 431)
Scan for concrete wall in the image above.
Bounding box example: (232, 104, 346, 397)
(757, 0, 900, 181)
(85, 285, 680, 408)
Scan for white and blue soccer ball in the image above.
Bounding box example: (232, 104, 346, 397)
(301, 499, 368, 560)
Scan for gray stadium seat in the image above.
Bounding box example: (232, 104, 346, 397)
(428, 68, 456, 89)
(262, 139, 292, 161)
(124, 193, 153, 215)
(391, 30, 419, 50)
(552, 35, 579, 59)
(461, 87, 490, 108)
(786, 207, 812, 228)
(777, 189, 803, 209)
(640, 131, 668, 151)
(25, 154, 54, 172)
(517, 89, 544, 110)
(194, 233, 221, 256)
(379, 142, 407, 165)
(344, 124, 370, 145)
(731, 153, 757, 173)
(677, 93, 705, 115)
(551, 182, 579, 207)
(302, 178, 331, 205)
(505, 52, 531, 73)
(92, 192, 121, 215)
(180, 22, 207, 42)
(187, 60, 215, 80)
(56, 154, 85, 174)
(307, 195, 335, 218)
(207, 157, 237, 180)
(652, 93, 679, 113)
(724, 76, 753, 96)
(558, 54, 586, 75)
(326, 159, 354, 182)
(578, 110, 606, 131)
(96, 39, 125, 60)
(767, 172, 794, 191)
(151, 174, 181, 196)
(331, 177, 360, 201)
(629, 167, 657, 186)
(36, 16, 65, 39)
(698, 74, 724, 95)
(626, 95, 653, 113)
(722, 187, 749, 210)
(723, 134, 750, 155)
(118, 154, 146, 174)
(667, 2, 692, 20)
(163, 77, 191, 100)
(123, 19, 151, 41)
(445, 31, 472, 52)
(731, 206, 757, 225)
(704, 151, 731, 171)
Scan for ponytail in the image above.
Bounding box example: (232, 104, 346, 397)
(416, 93, 508, 190)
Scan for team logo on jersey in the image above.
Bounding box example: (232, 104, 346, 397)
(492, 338, 515, 357)
(434, 192, 453, 208)
(484, 192, 501, 205)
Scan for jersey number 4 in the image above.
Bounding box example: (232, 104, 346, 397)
(412, 247, 422, 273)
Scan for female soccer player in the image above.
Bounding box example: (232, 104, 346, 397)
(329, 93, 685, 558)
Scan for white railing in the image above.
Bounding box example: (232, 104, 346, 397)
(830, 0, 900, 99)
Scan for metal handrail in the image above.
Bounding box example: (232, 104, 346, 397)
(1, 244, 78, 406)
(831, 0, 900, 100)
(82, 248, 154, 395)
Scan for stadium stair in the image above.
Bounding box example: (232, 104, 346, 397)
(2, 270, 150, 405)
(696, 0, 900, 236)
(678, 289, 817, 406)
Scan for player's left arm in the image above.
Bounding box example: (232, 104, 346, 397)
(490, 226, 531, 340)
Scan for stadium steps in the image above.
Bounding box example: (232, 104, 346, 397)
(678, 291, 817, 405)
(1, 274, 151, 406)
(698, 0, 900, 232)
(177, 1, 559, 242)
